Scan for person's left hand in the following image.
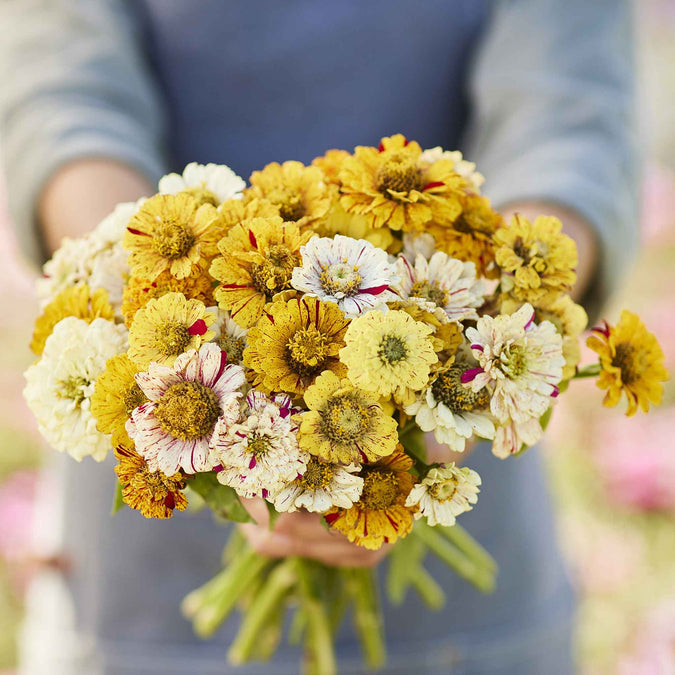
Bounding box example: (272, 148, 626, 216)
(238, 498, 389, 567)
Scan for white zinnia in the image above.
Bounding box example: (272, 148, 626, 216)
(272, 460, 363, 513)
(158, 162, 245, 204)
(23, 317, 128, 462)
(291, 235, 398, 317)
(405, 363, 495, 453)
(394, 252, 485, 322)
(212, 391, 309, 500)
(402, 232, 436, 261)
(492, 417, 544, 459)
(419, 147, 484, 192)
(208, 308, 248, 365)
(405, 464, 481, 527)
(464, 303, 564, 425)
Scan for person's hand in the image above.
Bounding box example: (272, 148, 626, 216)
(238, 497, 389, 568)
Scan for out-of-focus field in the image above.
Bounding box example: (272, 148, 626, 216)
(0, 2, 673, 672)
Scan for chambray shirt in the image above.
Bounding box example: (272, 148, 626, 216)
(0, 1, 638, 673)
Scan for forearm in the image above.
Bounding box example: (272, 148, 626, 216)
(39, 159, 154, 255)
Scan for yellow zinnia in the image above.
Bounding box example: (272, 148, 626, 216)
(216, 196, 280, 236)
(243, 296, 350, 396)
(123, 193, 221, 281)
(298, 371, 399, 464)
(121, 268, 215, 328)
(128, 292, 216, 368)
(91, 354, 146, 446)
(339, 310, 438, 405)
(494, 214, 577, 304)
(31, 285, 114, 356)
(244, 160, 331, 232)
(210, 216, 313, 328)
(325, 448, 415, 550)
(114, 444, 188, 520)
(587, 310, 668, 416)
(338, 134, 466, 233)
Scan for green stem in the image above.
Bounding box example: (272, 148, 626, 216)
(573, 363, 601, 379)
(398, 423, 429, 467)
(386, 533, 425, 605)
(410, 567, 445, 610)
(413, 522, 495, 594)
(228, 558, 297, 665)
(347, 568, 387, 670)
(438, 523, 497, 573)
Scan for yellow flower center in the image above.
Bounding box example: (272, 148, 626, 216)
(154, 321, 192, 356)
(321, 394, 371, 443)
(155, 381, 221, 440)
(376, 153, 424, 195)
(612, 342, 642, 385)
(217, 335, 246, 364)
(185, 184, 219, 207)
(246, 435, 271, 457)
(500, 344, 528, 378)
(298, 457, 335, 491)
(378, 334, 408, 364)
(287, 326, 329, 375)
(428, 477, 458, 502)
(250, 245, 299, 299)
(124, 382, 148, 417)
(58, 376, 89, 406)
(152, 219, 196, 260)
(360, 470, 399, 510)
(319, 263, 363, 297)
(410, 280, 447, 307)
(431, 364, 489, 414)
(268, 188, 306, 222)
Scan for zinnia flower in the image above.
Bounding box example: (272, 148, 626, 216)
(128, 292, 216, 367)
(587, 310, 668, 416)
(325, 448, 415, 550)
(30, 285, 114, 356)
(405, 464, 481, 527)
(158, 162, 246, 206)
(273, 457, 363, 514)
(298, 371, 399, 464)
(114, 443, 188, 519)
(338, 134, 466, 233)
(339, 310, 437, 405)
(291, 235, 398, 317)
(127, 343, 245, 475)
(123, 193, 221, 281)
(419, 147, 485, 192)
(212, 390, 309, 499)
(24, 317, 128, 461)
(244, 160, 331, 231)
(393, 252, 485, 322)
(210, 216, 313, 328)
(209, 309, 249, 365)
(243, 296, 350, 396)
(494, 214, 577, 304)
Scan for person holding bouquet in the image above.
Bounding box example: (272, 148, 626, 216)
(0, 1, 637, 673)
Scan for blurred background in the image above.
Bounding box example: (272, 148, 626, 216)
(0, 1, 673, 673)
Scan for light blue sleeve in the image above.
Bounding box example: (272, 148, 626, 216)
(0, 0, 168, 266)
(464, 0, 639, 319)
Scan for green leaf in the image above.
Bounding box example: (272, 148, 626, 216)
(111, 479, 126, 515)
(265, 500, 282, 530)
(188, 472, 254, 523)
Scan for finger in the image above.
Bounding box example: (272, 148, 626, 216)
(240, 497, 270, 526)
(424, 433, 476, 465)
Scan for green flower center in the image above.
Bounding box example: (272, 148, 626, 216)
(376, 154, 424, 195)
(269, 188, 306, 222)
(431, 364, 489, 414)
(287, 326, 329, 375)
(152, 220, 196, 260)
(360, 470, 399, 510)
(378, 334, 408, 364)
(500, 344, 528, 379)
(154, 321, 192, 357)
(319, 263, 363, 297)
(321, 394, 371, 443)
(250, 244, 299, 299)
(428, 477, 458, 502)
(185, 184, 219, 207)
(246, 435, 271, 457)
(124, 381, 147, 417)
(410, 280, 447, 307)
(217, 334, 246, 364)
(58, 376, 89, 406)
(298, 457, 335, 491)
(155, 381, 221, 440)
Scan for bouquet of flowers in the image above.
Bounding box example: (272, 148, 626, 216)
(24, 135, 668, 673)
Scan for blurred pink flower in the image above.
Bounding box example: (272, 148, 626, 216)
(0, 470, 37, 561)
